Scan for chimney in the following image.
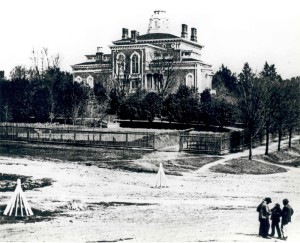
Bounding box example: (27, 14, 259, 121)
(181, 24, 188, 38)
(96, 47, 103, 64)
(131, 30, 138, 42)
(122, 28, 129, 39)
(191, 27, 197, 42)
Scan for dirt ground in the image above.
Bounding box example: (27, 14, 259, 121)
(0, 139, 300, 242)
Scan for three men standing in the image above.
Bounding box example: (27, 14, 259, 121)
(257, 198, 294, 240)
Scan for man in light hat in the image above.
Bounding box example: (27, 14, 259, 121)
(281, 198, 294, 240)
(258, 197, 272, 239)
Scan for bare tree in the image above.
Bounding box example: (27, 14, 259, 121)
(52, 53, 62, 69)
(94, 72, 114, 93)
(149, 49, 179, 100)
(10, 65, 27, 80)
(259, 62, 282, 155)
(285, 78, 300, 148)
(85, 91, 109, 127)
(146, 49, 180, 120)
(29, 47, 63, 80)
(272, 78, 300, 151)
(237, 63, 268, 160)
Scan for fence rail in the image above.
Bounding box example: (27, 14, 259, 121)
(0, 125, 155, 150)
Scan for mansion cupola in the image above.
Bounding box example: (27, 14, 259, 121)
(147, 10, 169, 34)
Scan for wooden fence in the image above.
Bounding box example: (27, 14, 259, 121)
(179, 131, 244, 155)
(0, 125, 155, 150)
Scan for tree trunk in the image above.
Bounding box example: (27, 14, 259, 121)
(265, 125, 269, 155)
(249, 135, 253, 160)
(289, 129, 292, 148)
(278, 128, 282, 151)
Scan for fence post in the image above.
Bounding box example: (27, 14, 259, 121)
(220, 136, 223, 154)
(153, 134, 155, 150)
(74, 131, 76, 142)
(126, 133, 128, 149)
(179, 135, 183, 152)
(5, 125, 8, 139)
(242, 133, 244, 151)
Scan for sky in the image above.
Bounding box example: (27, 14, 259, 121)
(0, 0, 299, 79)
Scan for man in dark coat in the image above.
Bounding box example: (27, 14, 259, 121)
(269, 203, 282, 238)
(281, 198, 294, 240)
(258, 197, 272, 238)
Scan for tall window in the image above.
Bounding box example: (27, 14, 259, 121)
(87, 76, 94, 88)
(147, 74, 152, 89)
(116, 53, 126, 76)
(132, 54, 139, 74)
(186, 74, 194, 87)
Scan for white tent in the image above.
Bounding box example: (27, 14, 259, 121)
(155, 162, 168, 188)
(4, 179, 34, 217)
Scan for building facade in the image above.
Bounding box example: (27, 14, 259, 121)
(72, 10, 213, 93)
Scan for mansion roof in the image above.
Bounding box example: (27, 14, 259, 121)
(113, 33, 203, 49)
(72, 11, 209, 69)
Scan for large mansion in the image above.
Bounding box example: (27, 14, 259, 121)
(71, 10, 213, 93)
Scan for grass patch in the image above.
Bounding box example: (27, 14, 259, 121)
(163, 157, 221, 175)
(89, 201, 157, 208)
(110, 156, 222, 176)
(210, 158, 287, 175)
(0, 205, 60, 224)
(0, 173, 54, 192)
(0, 142, 146, 163)
(255, 143, 300, 167)
(97, 160, 158, 174)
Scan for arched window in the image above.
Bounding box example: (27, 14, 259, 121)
(130, 52, 140, 74)
(132, 55, 139, 74)
(87, 76, 94, 88)
(75, 76, 82, 83)
(186, 73, 194, 87)
(116, 53, 126, 76)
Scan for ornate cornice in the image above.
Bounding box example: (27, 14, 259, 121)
(72, 64, 111, 71)
(109, 43, 165, 51)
